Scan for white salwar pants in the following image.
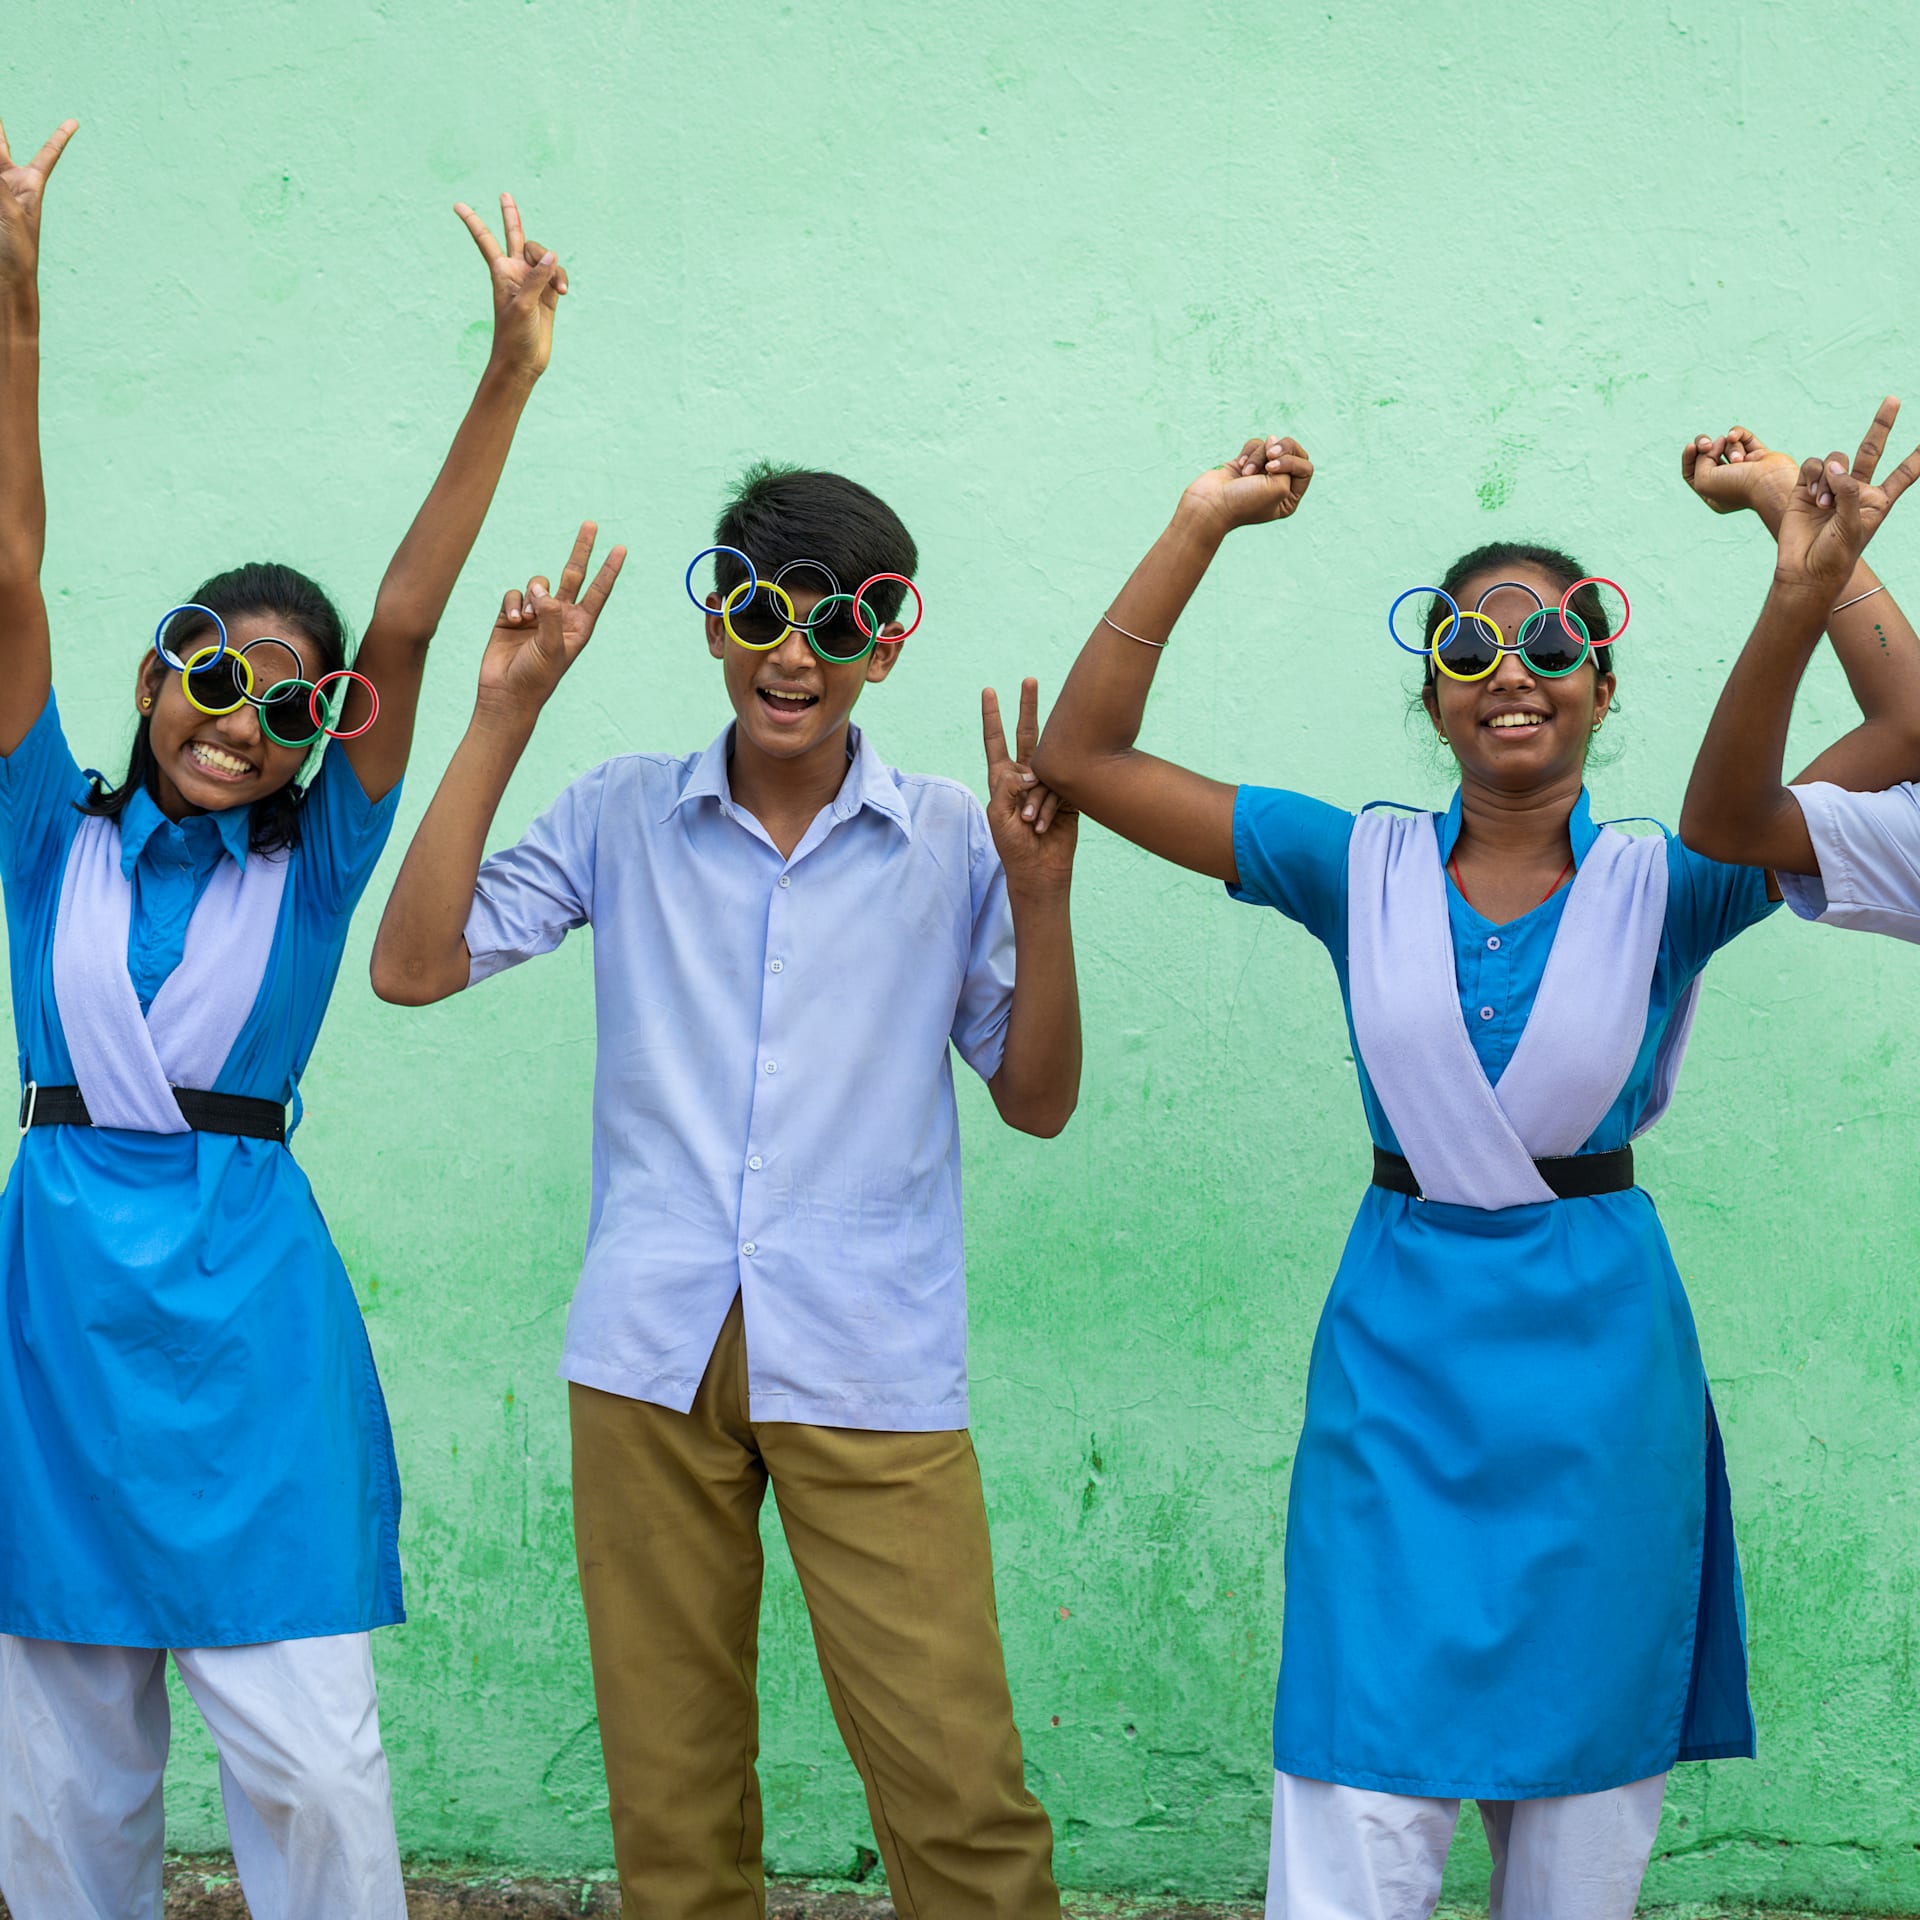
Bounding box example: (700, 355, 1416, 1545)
(0, 1631, 406, 1920)
(1266, 1769, 1668, 1920)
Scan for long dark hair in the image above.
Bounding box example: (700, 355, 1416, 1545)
(81, 562, 351, 855)
(1419, 541, 1616, 687)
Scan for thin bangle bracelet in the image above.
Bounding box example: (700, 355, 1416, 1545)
(1832, 584, 1886, 614)
(1102, 612, 1167, 648)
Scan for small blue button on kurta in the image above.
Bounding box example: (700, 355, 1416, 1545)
(1231, 785, 1776, 1799)
(0, 696, 404, 1648)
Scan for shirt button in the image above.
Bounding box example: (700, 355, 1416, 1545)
(1479, 1006, 1495, 1021)
(741, 1242, 757, 1258)
(777, 875, 792, 889)
(1486, 935, 1501, 951)
(769, 959, 784, 974)
(764, 1060, 778, 1074)
(748, 1155, 763, 1171)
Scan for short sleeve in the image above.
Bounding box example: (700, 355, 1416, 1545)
(1226, 785, 1356, 948)
(294, 746, 403, 920)
(0, 693, 88, 889)
(1776, 781, 1920, 943)
(1661, 834, 1780, 978)
(465, 765, 606, 986)
(949, 798, 1015, 1082)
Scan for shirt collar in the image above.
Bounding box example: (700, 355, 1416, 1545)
(667, 724, 913, 841)
(1438, 786, 1598, 865)
(118, 786, 252, 877)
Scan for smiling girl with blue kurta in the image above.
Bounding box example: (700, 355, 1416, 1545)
(1027, 434, 1865, 1919)
(0, 112, 573, 1920)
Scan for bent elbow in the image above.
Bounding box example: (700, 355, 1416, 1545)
(369, 947, 453, 1008)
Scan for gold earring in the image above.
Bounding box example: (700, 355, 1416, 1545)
(141, 696, 152, 709)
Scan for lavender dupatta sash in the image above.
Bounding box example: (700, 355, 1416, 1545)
(1346, 806, 1694, 1209)
(50, 813, 289, 1133)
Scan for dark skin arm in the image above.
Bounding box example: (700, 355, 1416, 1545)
(1030, 435, 1314, 883)
(1680, 402, 1920, 873)
(370, 521, 626, 1005)
(979, 679, 1081, 1138)
(0, 113, 78, 755)
(342, 195, 570, 802)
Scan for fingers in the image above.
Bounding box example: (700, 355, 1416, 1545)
(454, 202, 504, 264)
(500, 586, 528, 627)
(526, 574, 553, 601)
(981, 686, 1010, 770)
(1015, 676, 1039, 761)
(522, 238, 569, 296)
(26, 119, 77, 181)
(580, 545, 628, 621)
(557, 522, 598, 601)
(1034, 788, 1064, 833)
(1826, 455, 1864, 544)
(1799, 453, 1828, 505)
(1271, 434, 1314, 500)
(1227, 436, 1267, 476)
(1854, 395, 1901, 484)
(1880, 441, 1920, 511)
(519, 249, 559, 305)
(500, 191, 526, 258)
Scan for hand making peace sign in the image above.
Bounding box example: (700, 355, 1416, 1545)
(1776, 398, 1920, 598)
(0, 114, 78, 297)
(454, 192, 570, 384)
(481, 521, 628, 719)
(983, 678, 1077, 892)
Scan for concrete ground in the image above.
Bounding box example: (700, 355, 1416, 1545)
(0, 1870, 1897, 1919)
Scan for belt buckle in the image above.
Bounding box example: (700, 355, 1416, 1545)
(18, 1081, 36, 1135)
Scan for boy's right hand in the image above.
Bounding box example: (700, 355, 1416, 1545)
(1178, 435, 1314, 539)
(0, 115, 78, 300)
(478, 521, 626, 723)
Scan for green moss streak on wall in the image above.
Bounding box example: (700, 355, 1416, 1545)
(10, 0, 1920, 1904)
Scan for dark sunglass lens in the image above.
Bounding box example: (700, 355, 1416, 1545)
(262, 687, 320, 744)
(1439, 621, 1498, 677)
(1519, 610, 1588, 675)
(187, 659, 244, 708)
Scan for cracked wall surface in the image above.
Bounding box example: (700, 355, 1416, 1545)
(8, 0, 1920, 1906)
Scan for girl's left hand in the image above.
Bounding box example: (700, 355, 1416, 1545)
(1776, 399, 1920, 597)
(1681, 425, 1799, 528)
(983, 679, 1077, 893)
(455, 193, 568, 384)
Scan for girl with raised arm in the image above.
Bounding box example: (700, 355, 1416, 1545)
(1034, 438, 1777, 1919)
(0, 115, 568, 1918)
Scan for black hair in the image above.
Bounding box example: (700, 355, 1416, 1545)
(81, 561, 351, 856)
(1419, 541, 1615, 689)
(709, 461, 918, 626)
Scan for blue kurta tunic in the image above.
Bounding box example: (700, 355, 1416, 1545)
(0, 696, 403, 1648)
(1232, 785, 1776, 1799)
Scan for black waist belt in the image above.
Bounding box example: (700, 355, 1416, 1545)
(19, 1082, 287, 1144)
(1371, 1144, 1633, 1201)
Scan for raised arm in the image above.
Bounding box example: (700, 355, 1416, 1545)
(342, 195, 569, 802)
(1031, 436, 1312, 884)
(979, 679, 1080, 1137)
(1680, 404, 1920, 872)
(0, 114, 77, 754)
(1681, 405, 1920, 871)
(370, 522, 625, 1005)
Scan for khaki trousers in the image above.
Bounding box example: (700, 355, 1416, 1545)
(570, 1295, 1060, 1920)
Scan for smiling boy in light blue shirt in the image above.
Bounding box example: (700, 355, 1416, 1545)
(371, 466, 1079, 1918)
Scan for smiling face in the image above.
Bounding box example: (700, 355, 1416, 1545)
(1421, 563, 1616, 793)
(705, 586, 902, 763)
(137, 612, 326, 818)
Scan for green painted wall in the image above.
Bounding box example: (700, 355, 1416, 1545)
(10, 0, 1920, 1905)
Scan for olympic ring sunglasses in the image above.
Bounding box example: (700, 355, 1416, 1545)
(1387, 577, 1631, 683)
(154, 605, 379, 746)
(686, 549, 924, 664)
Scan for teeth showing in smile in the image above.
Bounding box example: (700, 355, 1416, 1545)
(1488, 713, 1545, 729)
(758, 688, 818, 710)
(189, 742, 255, 775)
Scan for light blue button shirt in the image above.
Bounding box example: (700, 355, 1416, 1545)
(1780, 779, 1920, 941)
(464, 724, 1015, 1431)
